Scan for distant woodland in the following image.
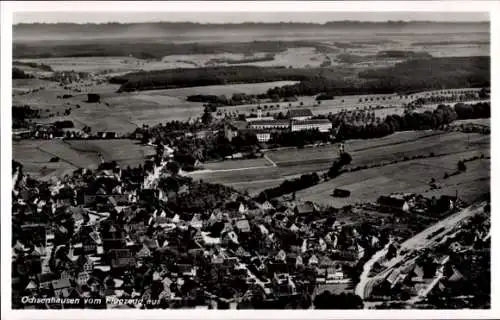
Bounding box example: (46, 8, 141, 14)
(111, 56, 490, 96)
(13, 40, 327, 60)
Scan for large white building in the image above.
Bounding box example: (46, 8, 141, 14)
(291, 119, 332, 133)
(249, 120, 290, 130)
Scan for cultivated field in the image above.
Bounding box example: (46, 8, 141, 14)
(190, 131, 489, 196)
(13, 139, 155, 180)
(295, 154, 489, 207)
(144, 81, 300, 98)
(202, 158, 273, 171)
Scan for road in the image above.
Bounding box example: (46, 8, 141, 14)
(355, 201, 487, 300)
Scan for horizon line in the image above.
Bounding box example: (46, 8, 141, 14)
(13, 19, 490, 26)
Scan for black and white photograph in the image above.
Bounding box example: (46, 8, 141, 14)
(1, 1, 497, 318)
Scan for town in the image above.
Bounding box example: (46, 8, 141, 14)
(10, 16, 491, 311)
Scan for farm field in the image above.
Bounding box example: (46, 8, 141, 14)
(144, 81, 300, 98)
(202, 158, 273, 171)
(188, 130, 489, 195)
(105, 94, 204, 126)
(294, 154, 490, 208)
(17, 57, 173, 73)
(13, 139, 155, 180)
(216, 88, 485, 119)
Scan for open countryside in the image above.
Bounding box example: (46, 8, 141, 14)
(11, 16, 490, 311)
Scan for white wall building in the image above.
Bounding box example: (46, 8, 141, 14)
(291, 119, 332, 132)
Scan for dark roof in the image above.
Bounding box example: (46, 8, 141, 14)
(37, 273, 57, 283)
(235, 219, 251, 232)
(287, 109, 313, 118)
(295, 202, 317, 214)
(291, 119, 331, 125)
(227, 121, 248, 131)
(377, 196, 407, 208)
(52, 279, 71, 290)
(249, 120, 290, 126)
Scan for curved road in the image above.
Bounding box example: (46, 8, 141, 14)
(355, 202, 487, 301)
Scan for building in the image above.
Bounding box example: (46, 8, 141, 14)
(224, 121, 247, 142)
(287, 109, 313, 121)
(110, 249, 136, 269)
(246, 116, 274, 123)
(291, 119, 332, 133)
(255, 130, 271, 143)
(248, 120, 290, 130)
(377, 196, 410, 213)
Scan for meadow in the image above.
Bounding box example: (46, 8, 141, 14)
(189, 131, 489, 196)
(13, 139, 156, 180)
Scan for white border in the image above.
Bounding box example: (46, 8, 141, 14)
(1, 1, 499, 319)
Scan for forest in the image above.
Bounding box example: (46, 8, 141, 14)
(268, 56, 490, 98)
(111, 66, 323, 92)
(13, 40, 324, 60)
(109, 56, 489, 97)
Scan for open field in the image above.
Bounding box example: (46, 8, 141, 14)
(202, 158, 273, 171)
(144, 81, 300, 98)
(13, 139, 155, 180)
(216, 88, 486, 119)
(295, 155, 489, 207)
(188, 130, 489, 195)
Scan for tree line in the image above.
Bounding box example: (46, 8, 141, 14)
(335, 102, 490, 141)
(266, 56, 489, 99)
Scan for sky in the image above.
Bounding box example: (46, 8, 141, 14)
(14, 11, 489, 24)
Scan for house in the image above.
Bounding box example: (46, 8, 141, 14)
(76, 255, 94, 273)
(52, 279, 72, 298)
(38, 272, 58, 290)
(308, 254, 319, 265)
(235, 219, 251, 233)
(77, 271, 91, 286)
(448, 266, 465, 282)
(295, 202, 318, 215)
(224, 122, 242, 142)
(238, 203, 248, 214)
(450, 241, 464, 252)
(377, 196, 410, 213)
(25, 280, 38, 292)
(295, 255, 303, 266)
(190, 214, 203, 229)
(287, 108, 313, 121)
(110, 249, 136, 269)
(276, 249, 287, 262)
(260, 201, 275, 211)
(136, 244, 152, 259)
(326, 265, 350, 284)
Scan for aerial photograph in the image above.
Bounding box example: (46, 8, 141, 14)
(9, 9, 490, 310)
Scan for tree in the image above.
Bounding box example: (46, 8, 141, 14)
(457, 161, 467, 172)
(340, 152, 352, 165)
(478, 88, 489, 99)
(166, 161, 180, 175)
(201, 110, 213, 125)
